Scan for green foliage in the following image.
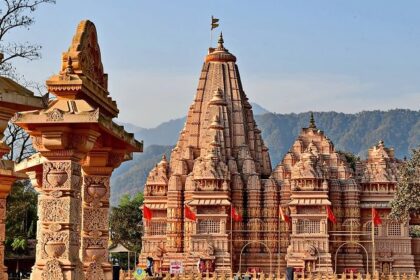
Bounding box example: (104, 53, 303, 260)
(5, 180, 38, 256)
(109, 192, 144, 253)
(11, 236, 27, 252)
(390, 148, 420, 221)
(337, 150, 360, 172)
(410, 225, 420, 238)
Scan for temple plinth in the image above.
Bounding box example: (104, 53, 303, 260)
(13, 20, 142, 280)
(0, 71, 45, 280)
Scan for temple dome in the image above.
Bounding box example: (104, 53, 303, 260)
(205, 33, 237, 63)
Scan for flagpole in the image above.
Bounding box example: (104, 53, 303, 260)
(278, 206, 281, 278)
(371, 208, 376, 275)
(210, 15, 214, 49)
(210, 28, 213, 49)
(230, 203, 233, 274)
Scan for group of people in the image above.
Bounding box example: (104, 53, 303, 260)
(197, 258, 215, 273)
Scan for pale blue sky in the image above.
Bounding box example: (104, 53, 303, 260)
(8, 0, 420, 127)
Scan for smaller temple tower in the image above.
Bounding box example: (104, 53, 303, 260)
(358, 141, 416, 274)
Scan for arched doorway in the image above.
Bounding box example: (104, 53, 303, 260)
(238, 241, 273, 276)
(334, 241, 369, 274)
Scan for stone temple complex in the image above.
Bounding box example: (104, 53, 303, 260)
(0, 17, 418, 279)
(140, 34, 420, 275)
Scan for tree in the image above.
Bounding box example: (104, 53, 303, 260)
(390, 148, 420, 221)
(337, 150, 360, 172)
(109, 192, 144, 253)
(0, 0, 55, 78)
(5, 180, 37, 256)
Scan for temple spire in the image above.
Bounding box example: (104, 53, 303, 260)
(309, 112, 316, 129)
(218, 32, 224, 49)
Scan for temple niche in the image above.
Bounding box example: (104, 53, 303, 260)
(11, 20, 142, 280)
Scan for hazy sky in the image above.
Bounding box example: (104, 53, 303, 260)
(8, 1, 420, 127)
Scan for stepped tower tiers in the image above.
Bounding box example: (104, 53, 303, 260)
(272, 115, 363, 273)
(140, 33, 273, 274)
(358, 142, 416, 274)
(271, 115, 418, 274)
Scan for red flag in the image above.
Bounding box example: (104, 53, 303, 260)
(372, 208, 382, 225)
(184, 205, 197, 221)
(279, 206, 291, 223)
(231, 206, 242, 222)
(326, 205, 336, 224)
(143, 205, 152, 221)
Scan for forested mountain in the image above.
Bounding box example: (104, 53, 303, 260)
(110, 109, 420, 205)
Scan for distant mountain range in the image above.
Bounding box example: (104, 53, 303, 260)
(111, 108, 420, 205)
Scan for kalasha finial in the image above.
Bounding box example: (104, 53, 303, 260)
(309, 112, 316, 129)
(218, 32, 224, 48)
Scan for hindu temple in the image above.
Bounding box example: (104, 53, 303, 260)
(139, 34, 420, 275)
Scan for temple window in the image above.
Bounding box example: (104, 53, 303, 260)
(297, 220, 320, 234)
(365, 221, 379, 236)
(198, 219, 220, 234)
(149, 221, 167, 236)
(387, 222, 401, 236)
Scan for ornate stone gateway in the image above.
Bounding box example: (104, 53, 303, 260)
(13, 20, 142, 280)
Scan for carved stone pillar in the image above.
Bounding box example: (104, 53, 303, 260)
(81, 172, 110, 279)
(81, 160, 115, 280)
(30, 160, 84, 280)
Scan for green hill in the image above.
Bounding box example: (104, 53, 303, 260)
(111, 109, 420, 205)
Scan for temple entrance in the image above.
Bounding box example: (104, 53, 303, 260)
(238, 241, 273, 276)
(334, 241, 369, 274)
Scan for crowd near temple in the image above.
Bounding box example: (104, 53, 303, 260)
(0, 18, 418, 280)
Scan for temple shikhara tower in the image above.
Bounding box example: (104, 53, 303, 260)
(140, 34, 420, 275)
(140, 34, 273, 273)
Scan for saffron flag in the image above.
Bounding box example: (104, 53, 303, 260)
(211, 16, 219, 30)
(372, 208, 382, 225)
(326, 205, 337, 224)
(231, 206, 242, 222)
(279, 206, 291, 223)
(143, 205, 152, 221)
(184, 205, 197, 221)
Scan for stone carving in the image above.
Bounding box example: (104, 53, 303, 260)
(41, 231, 69, 259)
(65, 20, 107, 88)
(84, 175, 109, 205)
(39, 199, 70, 222)
(83, 208, 108, 231)
(85, 261, 105, 280)
(305, 245, 317, 257)
(46, 108, 64, 122)
(44, 161, 70, 188)
(41, 259, 64, 280)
